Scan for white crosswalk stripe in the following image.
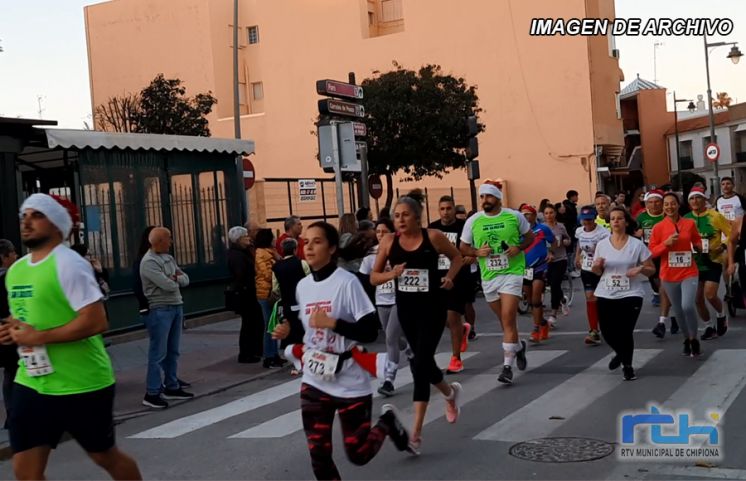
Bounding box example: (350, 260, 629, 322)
(473, 349, 663, 443)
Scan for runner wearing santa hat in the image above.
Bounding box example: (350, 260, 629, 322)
(685, 186, 731, 341)
(636, 189, 678, 338)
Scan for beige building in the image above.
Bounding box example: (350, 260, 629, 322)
(86, 0, 625, 225)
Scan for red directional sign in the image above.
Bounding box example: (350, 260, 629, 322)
(316, 79, 364, 100)
(242, 157, 255, 190)
(318, 99, 365, 118)
(352, 122, 367, 137)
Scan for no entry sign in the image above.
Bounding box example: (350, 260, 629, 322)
(242, 157, 255, 190)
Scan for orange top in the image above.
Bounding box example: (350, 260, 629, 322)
(649, 216, 702, 282)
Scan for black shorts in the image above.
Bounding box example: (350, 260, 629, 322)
(698, 262, 723, 284)
(651, 257, 661, 281)
(465, 269, 480, 303)
(444, 269, 472, 315)
(581, 270, 601, 291)
(9, 383, 116, 454)
(522, 269, 547, 287)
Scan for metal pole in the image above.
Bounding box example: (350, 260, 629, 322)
(704, 34, 720, 196)
(233, 0, 248, 225)
(359, 144, 369, 209)
(674, 91, 682, 191)
(331, 123, 345, 219)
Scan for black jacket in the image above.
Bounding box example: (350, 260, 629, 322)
(272, 256, 305, 310)
(0, 268, 18, 368)
(227, 245, 258, 311)
(562, 199, 579, 238)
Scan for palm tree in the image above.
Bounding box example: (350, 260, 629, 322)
(713, 92, 732, 109)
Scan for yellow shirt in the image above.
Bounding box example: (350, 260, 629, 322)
(595, 216, 610, 230)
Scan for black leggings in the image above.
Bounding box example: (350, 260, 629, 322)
(300, 383, 388, 481)
(597, 297, 643, 367)
(397, 302, 447, 402)
(547, 260, 568, 310)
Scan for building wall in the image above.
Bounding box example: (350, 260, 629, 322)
(636, 89, 674, 186)
(86, 0, 624, 210)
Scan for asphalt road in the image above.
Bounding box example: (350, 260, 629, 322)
(2, 281, 746, 480)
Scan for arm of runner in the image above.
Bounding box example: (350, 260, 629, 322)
(310, 278, 378, 343)
(689, 222, 703, 252)
(727, 216, 742, 276)
(11, 301, 108, 346)
(717, 212, 732, 247)
(512, 229, 535, 257)
(429, 229, 463, 289)
(648, 224, 669, 258)
(370, 234, 404, 286)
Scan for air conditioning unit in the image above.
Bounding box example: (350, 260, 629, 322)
(612, 49, 620, 59)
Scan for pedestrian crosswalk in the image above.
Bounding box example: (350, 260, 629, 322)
(128, 347, 746, 446)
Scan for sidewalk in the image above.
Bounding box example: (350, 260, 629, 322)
(0, 313, 290, 458)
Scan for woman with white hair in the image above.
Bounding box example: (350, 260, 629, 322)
(227, 226, 264, 363)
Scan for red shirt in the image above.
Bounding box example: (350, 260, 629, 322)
(649, 216, 702, 282)
(275, 233, 305, 259)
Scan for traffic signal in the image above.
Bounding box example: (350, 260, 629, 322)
(466, 115, 479, 160)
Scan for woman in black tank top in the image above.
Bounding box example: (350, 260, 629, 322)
(371, 195, 465, 453)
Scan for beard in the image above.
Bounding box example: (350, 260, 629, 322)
(482, 203, 495, 212)
(22, 235, 51, 249)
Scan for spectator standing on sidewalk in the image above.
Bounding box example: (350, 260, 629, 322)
(227, 226, 264, 364)
(256, 228, 286, 369)
(272, 238, 311, 369)
(0, 239, 18, 429)
(140, 227, 194, 409)
(71, 244, 111, 301)
(276, 216, 305, 259)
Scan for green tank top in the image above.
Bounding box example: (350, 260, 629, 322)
(6, 250, 114, 395)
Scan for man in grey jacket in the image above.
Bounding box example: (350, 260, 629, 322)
(140, 227, 193, 408)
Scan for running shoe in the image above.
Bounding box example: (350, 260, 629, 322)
(701, 326, 717, 341)
(408, 436, 422, 456)
(468, 327, 477, 341)
(142, 393, 168, 409)
(651, 294, 661, 307)
(540, 322, 550, 341)
(461, 323, 471, 353)
(378, 380, 395, 397)
(530, 327, 541, 344)
(652, 322, 666, 339)
(570, 270, 581, 278)
(516, 340, 528, 371)
(690, 339, 703, 357)
(445, 382, 462, 424)
(670, 317, 680, 335)
(585, 330, 602, 345)
(162, 388, 195, 400)
(608, 355, 622, 371)
(561, 299, 570, 316)
(547, 315, 557, 329)
(682, 339, 691, 356)
(497, 365, 514, 384)
(622, 366, 637, 381)
(446, 356, 464, 374)
(380, 404, 411, 452)
(716, 316, 728, 337)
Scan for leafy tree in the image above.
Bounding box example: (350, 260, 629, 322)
(94, 74, 217, 136)
(361, 62, 484, 207)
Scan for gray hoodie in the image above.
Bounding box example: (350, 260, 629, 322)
(140, 250, 190, 307)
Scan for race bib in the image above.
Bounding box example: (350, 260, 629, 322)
(692, 239, 709, 253)
(378, 280, 395, 295)
(524, 268, 534, 281)
(721, 205, 736, 221)
(669, 251, 692, 268)
(398, 269, 429, 292)
(486, 254, 509, 272)
(643, 228, 652, 244)
(605, 274, 630, 291)
(18, 345, 54, 377)
(581, 253, 594, 271)
(438, 255, 451, 271)
(302, 349, 340, 381)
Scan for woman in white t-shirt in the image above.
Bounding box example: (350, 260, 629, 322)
(591, 207, 656, 381)
(359, 218, 410, 397)
(272, 221, 412, 480)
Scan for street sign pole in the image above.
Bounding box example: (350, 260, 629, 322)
(330, 123, 345, 219)
(359, 143, 369, 209)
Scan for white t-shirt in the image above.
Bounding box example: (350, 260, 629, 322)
(593, 236, 651, 300)
(716, 195, 744, 221)
(359, 247, 395, 306)
(296, 267, 377, 398)
(575, 226, 611, 271)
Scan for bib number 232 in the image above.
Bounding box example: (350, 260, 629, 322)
(487, 254, 509, 272)
(18, 345, 54, 377)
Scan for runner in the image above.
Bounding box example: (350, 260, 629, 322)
(636, 190, 678, 338)
(595, 194, 612, 230)
(0, 194, 141, 480)
(428, 196, 473, 373)
(272, 221, 413, 480)
(359, 218, 410, 397)
(518, 204, 555, 343)
(592, 207, 656, 381)
(716, 176, 746, 222)
(457, 205, 480, 341)
(575, 205, 610, 345)
(371, 194, 464, 452)
(649, 192, 704, 357)
(543, 203, 571, 328)
(460, 180, 533, 384)
(685, 187, 731, 340)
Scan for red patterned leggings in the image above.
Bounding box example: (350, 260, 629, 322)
(301, 383, 388, 480)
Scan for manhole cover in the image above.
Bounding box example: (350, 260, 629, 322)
(509, 437, 614, 463)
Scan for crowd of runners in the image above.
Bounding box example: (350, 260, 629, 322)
(2, 175, 745, 480)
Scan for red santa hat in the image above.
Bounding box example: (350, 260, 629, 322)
(688, 187, 707, 200)
(644, 189, 664, 201)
